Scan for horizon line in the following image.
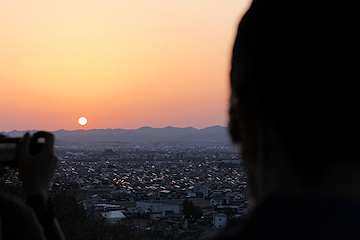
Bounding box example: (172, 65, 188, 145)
(3, 124, 227, 133)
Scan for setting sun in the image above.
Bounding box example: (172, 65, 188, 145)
(78, 117, 88, 126)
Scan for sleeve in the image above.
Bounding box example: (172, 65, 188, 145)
(26, 194, 65, 240)
(0, 193, 46, 240)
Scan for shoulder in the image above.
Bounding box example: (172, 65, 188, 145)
(0, 192, 45, 240)
(0, 192, 34, 218)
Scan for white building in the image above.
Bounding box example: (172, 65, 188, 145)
(210, 197, 223, 206)
(199, 185, 210, 198)
(101, 210, 126, 224)
(185, 192, 197, 198)
(213, 214, 227, 228)
(136, 201, 180, 218)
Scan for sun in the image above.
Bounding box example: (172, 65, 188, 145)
(78, 116, 88, 126)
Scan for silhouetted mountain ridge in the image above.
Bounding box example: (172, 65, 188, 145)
(5, 125, 230, 143)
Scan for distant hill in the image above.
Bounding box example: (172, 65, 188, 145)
(5, 125, 230, 143)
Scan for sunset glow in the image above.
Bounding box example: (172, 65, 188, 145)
(0, 0, 251, 131)
(78, 117, 88, 126)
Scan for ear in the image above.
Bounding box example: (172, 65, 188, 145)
(230, 97, 257, 170)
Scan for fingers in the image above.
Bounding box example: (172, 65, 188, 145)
(18, 131, 57, 198)
(18, 131, 55, 165)
(18, 132, 30, 165)
(32, 131, 55, 155)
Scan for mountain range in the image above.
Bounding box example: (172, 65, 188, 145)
(5, 125, 230, 143)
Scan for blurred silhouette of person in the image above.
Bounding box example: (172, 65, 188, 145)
(211, 0, 360, 239)
(0, 132, 65, 240)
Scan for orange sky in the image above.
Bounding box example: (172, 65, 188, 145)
(0, 0, 251, 131)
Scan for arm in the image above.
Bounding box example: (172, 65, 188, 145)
(18, 132, 65, 240)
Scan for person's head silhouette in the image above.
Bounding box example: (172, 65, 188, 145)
(229, 0, 359, 206)
(212, 0, 360, 239)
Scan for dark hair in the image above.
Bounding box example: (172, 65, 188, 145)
(230, 0, 359, 163)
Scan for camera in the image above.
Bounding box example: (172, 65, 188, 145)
(0, 136, 43, 168)
(0, 137, 20, 168)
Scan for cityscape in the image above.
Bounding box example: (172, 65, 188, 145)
(3, 127, 249, 239)
(55, 140, 247, 237)
(5, 126, 248, 239)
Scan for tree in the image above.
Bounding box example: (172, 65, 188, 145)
(181, 199, 203, 222)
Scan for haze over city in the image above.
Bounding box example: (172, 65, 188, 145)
(0, 0, 251, 132)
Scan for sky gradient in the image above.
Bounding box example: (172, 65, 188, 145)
(1, 0, 251, 131)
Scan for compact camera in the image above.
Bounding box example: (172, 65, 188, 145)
(0, 136, 43, 168)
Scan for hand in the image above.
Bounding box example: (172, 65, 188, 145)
(18, 132, 57, 198)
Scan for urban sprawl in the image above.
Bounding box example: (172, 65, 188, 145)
(45, 140, 248, 236)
